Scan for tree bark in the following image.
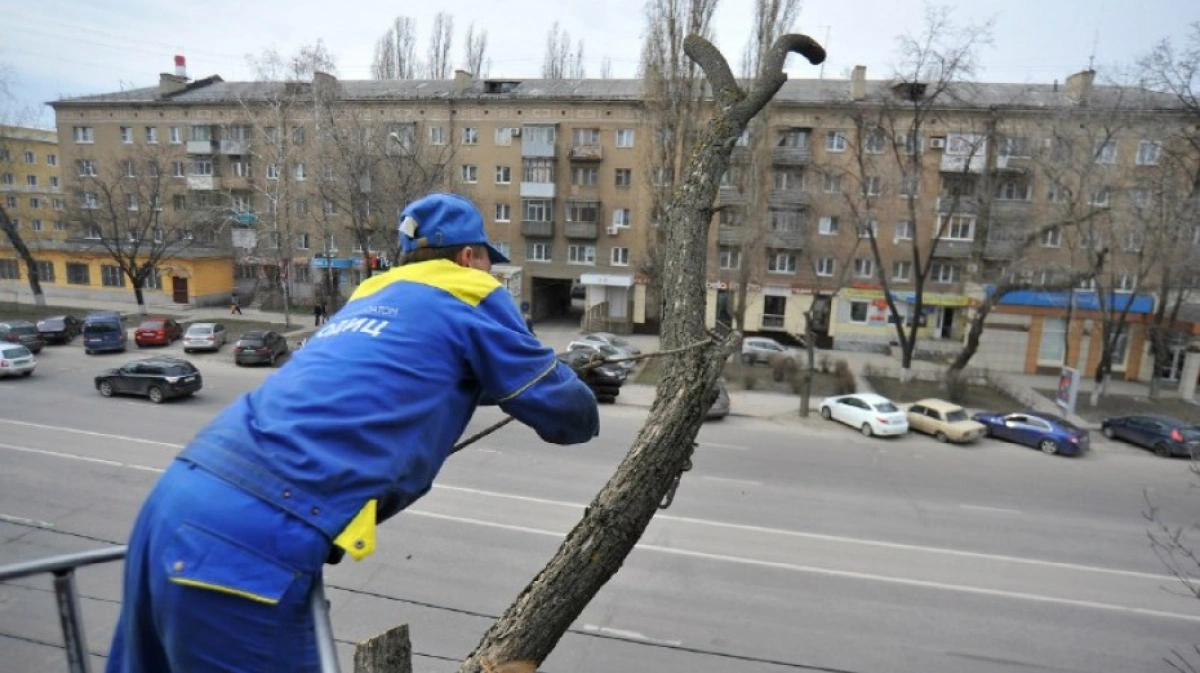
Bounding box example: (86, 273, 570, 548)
(1, 207, 46, 306)
(454, 32, 824, 673)
(353, 624, 412, 673)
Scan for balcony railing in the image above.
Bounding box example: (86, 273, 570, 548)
(716, 186, 745, 207)
(186, 175, 219, 191)
(186, 140, 217, 155)
(931, 239, 974, 258)
(717, 226, 743, 246)
(768, 189, 810, 208)
(569, 144, 603, 162)
(767, 230, 806, 250)
(936, 196, 979, 214)
(772, 146, 812, 166)
(521, 220, 554, 237)
(219, 139, 250, 155)
(520, 181, 556, 198)
(564, 222, 598, 239)
(983, 238, 1020, 260)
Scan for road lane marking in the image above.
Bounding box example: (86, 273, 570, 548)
(701, 476, 762, 486)
(0, 513, 55, 529)
(960, 504, 1022, 515)
(411, 511, 1200, 624)
(0, 419, 183, 449)
(580, 624, 683, 646)
(699, 442, 750, 451)
(0, 439, 1175, 584)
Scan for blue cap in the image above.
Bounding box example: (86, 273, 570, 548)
(398, 193, 510, 264)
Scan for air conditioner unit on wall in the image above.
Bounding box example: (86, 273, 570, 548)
(607, 225, 620, 235)
(929, 137, 946, 149)
(511, 127, 521, 137)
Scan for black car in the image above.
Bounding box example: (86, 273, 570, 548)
(706, 380, 731, 420)
(1101, 414, 1200, 458)
(95, 357, 202, 403)
(36, 314, 83, 344)
(0, 320, 46, 354)
(558, 350, 624, 403)
(234, 330, 289, 366)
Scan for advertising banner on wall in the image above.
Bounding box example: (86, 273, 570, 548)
(1056, 366, 1080, 415)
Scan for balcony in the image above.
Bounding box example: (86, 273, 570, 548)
(931, 239, 973, 258)
(983, 238, 1019, 260)
(521, 129, 556, 157)
(186, 140, 217, 155)
(716, 186, 745, 207)
(565, 222, 598, 239)
(772, 146, 812, 166)
(767, 230, 806, 250)
(994, 154, 1031, 173)
(219, 139, 250, 155)
(936, 196, 979, 215)
(717, 226, 743, 246)
(521, 220, 554, 238)
(186, 175, 219, 191)
(729, 147, 750, 164)
(940, 153, 985, 174)
(222, 174, 253, 190)
(569, 144, 603, 162)
(993, 199, 1032, 217)
(520, 181, 556, 198)
(768, 189, 810, 208)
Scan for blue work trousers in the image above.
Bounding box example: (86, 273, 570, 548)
(106, 460, 331, 672)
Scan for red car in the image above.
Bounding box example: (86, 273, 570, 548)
(134, 317, 183, 347)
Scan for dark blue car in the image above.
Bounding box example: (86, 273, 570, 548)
(1100, 414, 1200, 458)
(972, 410, 1090, 457)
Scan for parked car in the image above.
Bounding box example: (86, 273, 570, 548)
(81, 312, 127, 354)
(234, 330, 289, 366)
(36, 314, 82, 344)
(904, 398, 988, 444)
(0, 320, 46, 354)
(94, 357, 202, 403)
(183, 322, 227, 353)
(558, 350, 624, 403)
(566, 341, 635, 375)
(706, 379, 731, 420)
(575, 332, 642, 356)
(134, 317, 184, 347)
(0, 343, 36, 378)
(741, 336, 805, 366)
(972, 410, 1090, 456)
(1100, 414, 1200, 458)
(820, 393, 909, 437)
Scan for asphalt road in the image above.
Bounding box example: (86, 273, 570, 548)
(1, 338, 1199, 673)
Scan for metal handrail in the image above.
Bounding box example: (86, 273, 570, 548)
(0, 546, 340, 673)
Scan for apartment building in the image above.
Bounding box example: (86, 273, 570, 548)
(0, 125, 65, 293)
(44, 62, 1195, 379)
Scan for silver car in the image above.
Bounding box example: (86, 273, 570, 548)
(0, 344, 36, 378)
(182, 322, 228, 353)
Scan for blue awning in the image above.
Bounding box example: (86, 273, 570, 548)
(986, 286, 1155, 314)
(311, 257, 357, 269)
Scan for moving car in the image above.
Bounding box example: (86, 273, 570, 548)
(234, 330, 289, 366)
(904, 398, 987, 443)
(95, 357, 202, 403)
(0, 320, 45, 354)
(134, 317, 184, 347)
(566, 341, 635, 375)
(183, 322, 227, 353)
(820, 393, 909, 437)
(81, 312, 127, 354)
(36, 315, 82, 344)
(741, 336, 804, 366)
(0, 344, 36, 378)
(558, 350, 624, 403)
(706, 379, 731, 420)
(1100, 414, 1200, 458)
(972, 410, 1089, 456)
(575, 332, 642, 357)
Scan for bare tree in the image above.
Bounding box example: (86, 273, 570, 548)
(0, 101, 47, 305)
(542, 21, 573, 79)
(426, 12, 455, 79)
(371, 16, 420, 80)
(455, 30, 825, 673)
(463, 23, 489, 77)
(599, 56, 613, 79)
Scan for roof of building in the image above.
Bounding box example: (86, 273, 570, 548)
(50, 75, 1184, 112)
(0, 124, 57, 143)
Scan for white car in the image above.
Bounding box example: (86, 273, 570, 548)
(0, 343, 37, 378)
(819, 393, 909, 437)
(182, 322, 228, 353)
(566, 341, 635, 374)
(741, 336, 805, 365)
(575, 332, 642, 356)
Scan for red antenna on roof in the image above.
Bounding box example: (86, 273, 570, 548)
(174, 55, 187, 78)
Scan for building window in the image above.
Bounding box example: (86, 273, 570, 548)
(324, 234, 338, 252)
(940, 214, 975, 240)
(892, 261, 911, 281)
(615, 168, 632, 188)
(122, 160, 137, 178)
(898, 175, 920, 197)
(761, 295, 787, 329)
(81, 192, 98, 209)
(930, 263, 960, 283)
(1046, 185, 1068, 203)
(894, 220, 913, 242)
(1135, 140, 1161, 166)
(522, 158, 554, 183)
(145, 127, 158, 143)
(995, 180, 1031, 201)
(1037, 317, 1067, 364)
(611, 247, 630, 266)
(823, 173, 842, 193)
(26, 175, 37, 187)
(173, 195, 187, 211)
(169, 161, 184, 178)
(1090, 187, 1110, 207)
(293, 199, 308, 215)
(770, 210, 801, 232)
(146, 161, 159, 178)
(125, 194, 139, 211)
(4, 196, 14, 208)
(864, 128, 886, 154)
(73, 126, 94, 143)
(36, 260, 55, 282)
(461, 165, 478, 183)
(818, 216, 839, 235)
(495, 166, 511, 184)
(616, 129, 634, 148)
(825, 130, 847, 152)
(1094, 140, 1117, 164)
(192, 159, 213, 177)
(292, 126, 306, 145)
(52, 197, 63, 209)
(527, 242, 552, 262)
(323, 199, 337, 215)
(493, 242, 511, 260)
(294, 162, 307, 181)
(47, 154, 57, 166)
(768, 252, 797, 274)
(718, 246, 740, 269)
(1130, 188, 1150, 209)
(1116, 273, 1137, 292)
(849, 301, 869, 323)
(267, 164, 279, 180)
(1041, 227, 1061, 247)
(119, 126, 133, 144)
(858, 220, 878, 239)
(571, 167, 598, 186)
(853, 257, 875, 278)
(612, 208, 631, 227)
(864, 176, 882, 196)
(0, 173, 10, 185)
(0, 259, 17, 280)
(23, 151, 35, 164)
(462, 127, 479, 145)
(66, 262, 90, 285)
(54, 220, 65, 231)
(572, 128, 600, 145)
(77, 159, 96, 177)
(1124, 231, 1143, 252)
(494, 127, 514, 146)
(230, 160, 250, 177)
(816, 257, 835, 277)
(101, 265, 125, 287)
(294, 233, 310, 250)
(494, 203, 511, 222)
(169, 126, 182, 144)
(29, 197, 41, 209)
(430, 126, 446, 145)
(292, 263, 312, 283)
(567, 245, 596, 265)
(566, 201, 599, 223)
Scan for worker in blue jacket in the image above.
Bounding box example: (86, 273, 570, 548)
(106, 192, 600, 672)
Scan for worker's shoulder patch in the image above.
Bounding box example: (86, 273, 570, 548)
(348, 260, 500, 307)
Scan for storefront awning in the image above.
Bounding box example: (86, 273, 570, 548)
(580, 273, 634, 288)
(987, 286, 1155, 314)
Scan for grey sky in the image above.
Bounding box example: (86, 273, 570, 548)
(1, 0, 1196, 126)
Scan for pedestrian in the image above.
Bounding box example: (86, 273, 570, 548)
(523, 311, 535, 334)
(313, 301, 325, 326)
(230, 291, 243, 315)
(105, 192, 600, 672)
